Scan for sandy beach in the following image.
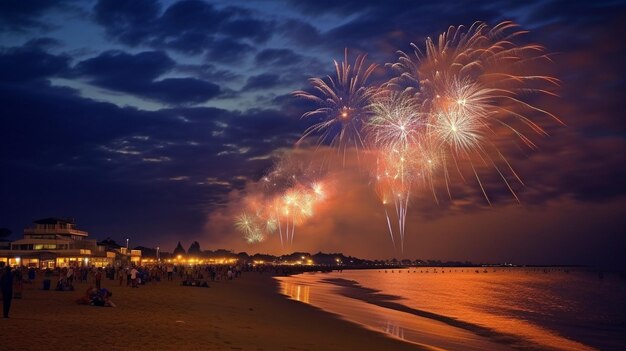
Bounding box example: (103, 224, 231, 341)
(0, 272, 431, 351)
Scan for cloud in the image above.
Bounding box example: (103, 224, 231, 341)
(205, 38, 254, 64)
(0, 43, 69, 82)
(278, 19, 322, 47)
(73, 50, 221, 104)
(74, 50, 174, 82)
(255, 48, 303, 67)
(0, 0, 65, 31)
(175, 64, 241, 83)
(241, 73, 281, 91)
(92, 0, 273, 61)
(93, 0, 162, 46)
(157, 0, 234, 38)
(220, 17, 275, 43)
(141, 78, 220, 104)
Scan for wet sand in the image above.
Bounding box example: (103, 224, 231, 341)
(0, 272, 430, 351)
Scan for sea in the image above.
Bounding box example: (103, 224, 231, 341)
(276, 268, 626, 351)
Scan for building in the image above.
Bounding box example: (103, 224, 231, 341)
(0, 217, 117, 268)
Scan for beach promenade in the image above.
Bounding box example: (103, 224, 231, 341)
(0, 271, 426, 351)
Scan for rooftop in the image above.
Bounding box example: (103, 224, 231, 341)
(34, 217, 76, 225)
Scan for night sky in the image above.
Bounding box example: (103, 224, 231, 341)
(1, 0, 625, 266)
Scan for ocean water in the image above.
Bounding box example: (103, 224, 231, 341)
(276, 268, 626, 351)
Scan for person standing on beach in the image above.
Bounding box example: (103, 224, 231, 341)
(95, 268, 102, 289)
(67, 266, 74, 288)
(28, 267, 35, 282)
(118, 267, 124, 286)
(167, 265, 173, 281)
(1, 266, 13, 318)
(130, 267, 138, 288)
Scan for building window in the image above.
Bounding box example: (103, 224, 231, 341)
(34, 244, 57, 250)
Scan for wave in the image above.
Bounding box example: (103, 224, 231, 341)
(320, 278, 560, 351)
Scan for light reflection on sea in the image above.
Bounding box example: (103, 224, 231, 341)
(276, 268, 626, 351)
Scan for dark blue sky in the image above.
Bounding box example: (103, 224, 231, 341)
(1, 1, 625, 265)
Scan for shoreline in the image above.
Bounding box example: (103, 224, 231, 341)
(0, 271, 428, 350)
(277, 269, 624, 351)
(276, 273, 519, 351)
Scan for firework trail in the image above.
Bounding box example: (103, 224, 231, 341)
(234, 153, 330, 248)
(366, 92, 425, 251)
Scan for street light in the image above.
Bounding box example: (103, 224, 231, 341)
(126, 238, 129, 249)
(157, 246, 160, 261)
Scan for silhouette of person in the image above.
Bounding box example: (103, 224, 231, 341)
(1, 266, 13, 318)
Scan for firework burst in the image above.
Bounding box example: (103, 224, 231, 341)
(389, 21, 560, 206)
(293, 49, 378, 160)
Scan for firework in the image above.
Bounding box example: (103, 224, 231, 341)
(293, 49, 378, 159)
(236, 21, 558, 252)
(235, 159, 330, 247)
(389, 21, 559, 206)
(235, 212, 264, 243)
(367, 91, 425, 151)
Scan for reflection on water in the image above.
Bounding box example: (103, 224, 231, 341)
(282, 281, 310, 304)
(277, 269, 626, 351)
(383, 320, 405, 340)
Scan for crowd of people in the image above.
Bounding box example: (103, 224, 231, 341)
(0, 260, 328, 318)
(0, 261, 253, 317)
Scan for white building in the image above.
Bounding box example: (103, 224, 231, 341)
(0, 217, 116, 268)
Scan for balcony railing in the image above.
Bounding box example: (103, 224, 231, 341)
(24, 228, 88, 236)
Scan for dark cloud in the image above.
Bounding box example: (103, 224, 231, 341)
(93, 0, 273, 63)
(278, 2, 512, 64)
(242, 73, 281, 91)
(162, 31, 213, 55)
(23, 37, 64, 49)
(220, 18, 275, 43)
(175, 64, 241, 83)
(205, 38, 254, 64)
(93, 0, 161, 46)
(278, 19, 322, 47)
(286, 0, 378, 15)
(524, 0, 625, 27)
(158, 0, 224, 35)
(255, 48, 303, 67)
(74, 50, 175, 82)
(93, 0, 221, 50)
(73, 50, 220, 104)
(0, 0, 64, 31)
(140, 78, 220, 104)
(0, 44, 69, 82)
